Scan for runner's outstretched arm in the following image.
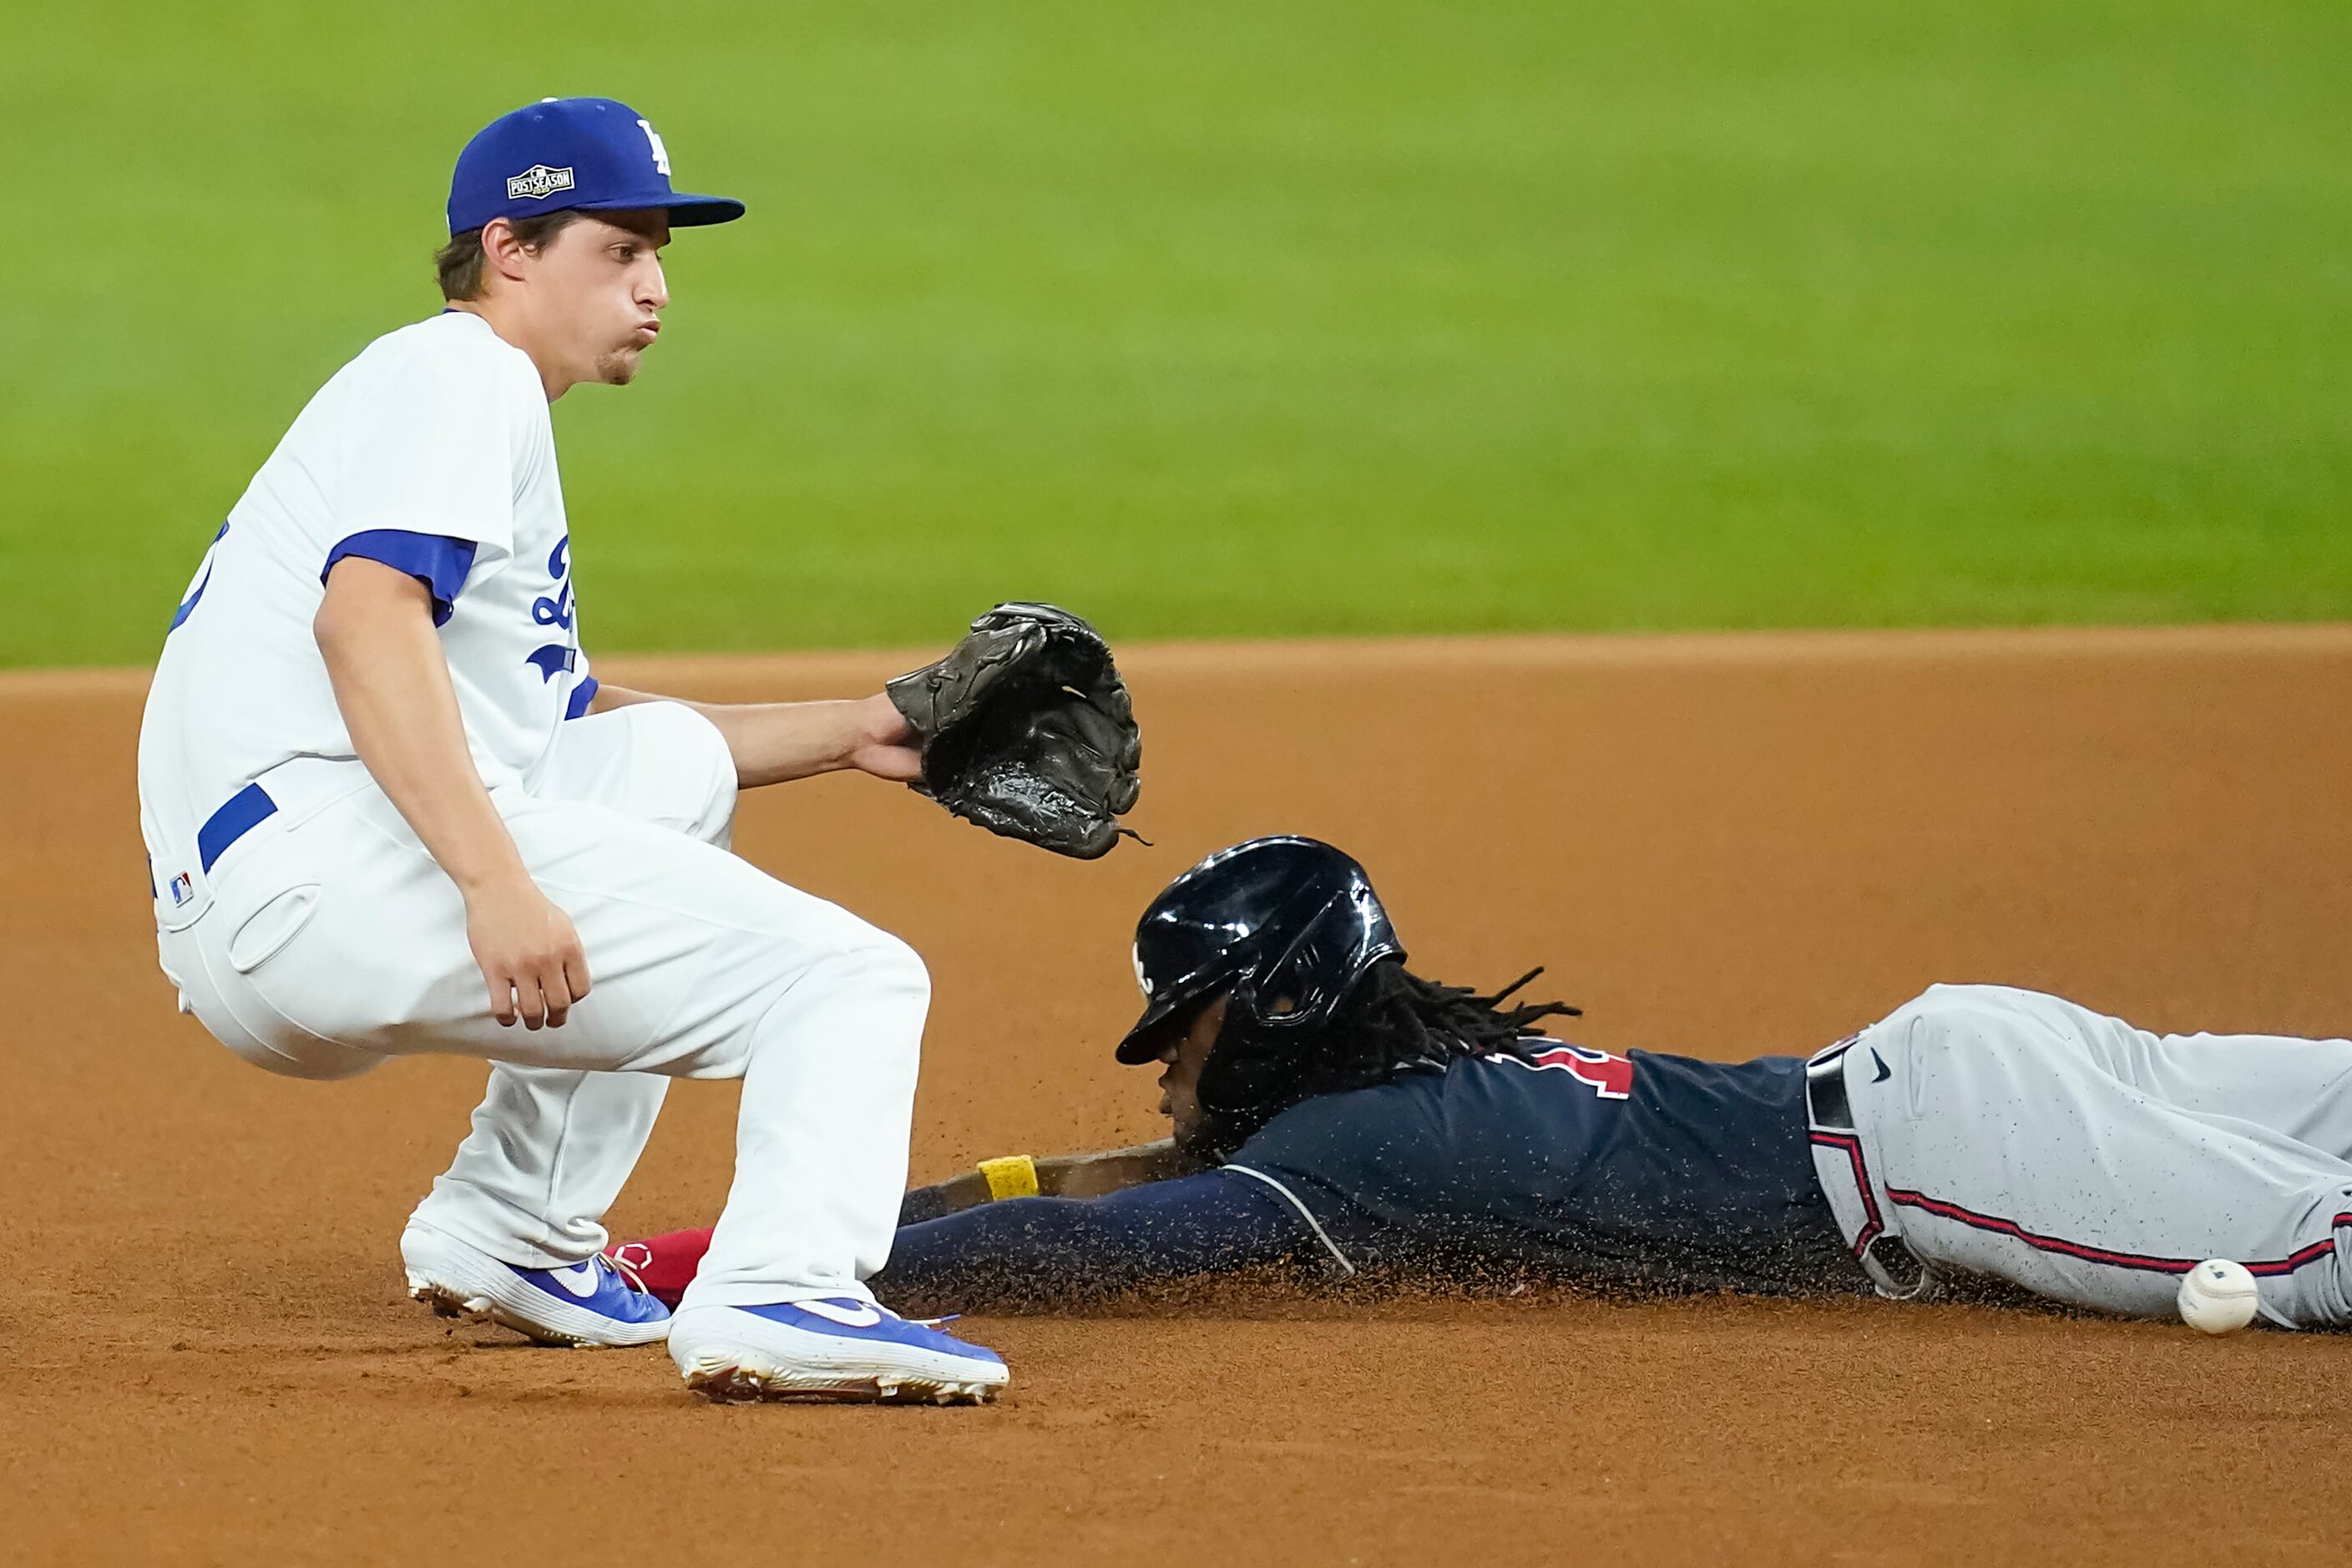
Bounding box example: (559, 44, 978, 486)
(898, 1141, 1204, 1223)
(876, 1173, 1325, 1314)
(607, 1170, 1331, 1315)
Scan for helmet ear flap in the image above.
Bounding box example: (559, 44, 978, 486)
(1237, 883, 1403, 1033)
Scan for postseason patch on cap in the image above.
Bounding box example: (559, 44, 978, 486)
(449, 98, 745, 235)
(505, 164, 576, 201)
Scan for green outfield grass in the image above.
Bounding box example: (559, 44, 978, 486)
(5, 0, 2348, 665)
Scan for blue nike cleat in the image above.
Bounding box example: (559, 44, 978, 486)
(401, 1222, 671, 1348)
(668, 1297, 1008, 1404)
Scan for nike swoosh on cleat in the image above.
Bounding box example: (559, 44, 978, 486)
(794, 1298, 883, 1328)
(547, 1262, 601, 1298)
(1871, 1049, 1892, 1083)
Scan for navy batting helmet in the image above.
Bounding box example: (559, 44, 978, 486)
(1114, 836, 1404, 1065)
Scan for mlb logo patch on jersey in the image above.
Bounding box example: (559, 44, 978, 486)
(169, 872, 195, 908)
(506, 164, 576, 201)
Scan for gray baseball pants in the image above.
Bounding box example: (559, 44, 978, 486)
(1807, 984, 2352, 1328)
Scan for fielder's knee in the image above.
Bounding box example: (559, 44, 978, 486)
(848, 928, 931, 1011)
(766, 920, 930, 1018)
(738, 924, 929, 1079)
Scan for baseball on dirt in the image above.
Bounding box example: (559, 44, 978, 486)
(2177, 1259, 2259, 1334)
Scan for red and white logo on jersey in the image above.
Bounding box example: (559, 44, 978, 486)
(1495, 1042, 1634, 1100)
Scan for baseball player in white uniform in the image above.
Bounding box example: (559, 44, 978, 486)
(136, 97, 1007, 1404)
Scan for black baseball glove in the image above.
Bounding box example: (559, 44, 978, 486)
(885, 603, 1143, 858)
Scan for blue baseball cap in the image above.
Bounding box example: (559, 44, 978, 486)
(447, 97, 745, 236)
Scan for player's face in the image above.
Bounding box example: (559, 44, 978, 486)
(1155, 994, 1227, 1146)
(534, 211, 672, 388)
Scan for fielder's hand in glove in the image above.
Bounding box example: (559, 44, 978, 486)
(886, 603, 1143, 858)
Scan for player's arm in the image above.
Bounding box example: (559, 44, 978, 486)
(589, 683, 918, 789)
(314, 558, 586, 1029)
(609, 1143, 1209, 1301)
(898, 1141, 1206, 1223)
(607, 1170, 1338, 1316)
(875, 1173, 1341, 1314)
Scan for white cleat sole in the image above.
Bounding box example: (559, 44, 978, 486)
(400, 1226, 669, 1349)
(677, 1348, 1001, 1405)
(405, 1274, 620, 1350)
(668, 1304, 1008, 1406)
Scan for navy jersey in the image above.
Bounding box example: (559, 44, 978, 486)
(875, 1044, 1869, 1313)
(1229, 1045, 1864, 1294)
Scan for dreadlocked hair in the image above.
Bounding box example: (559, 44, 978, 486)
(1193, 958, 1581, 1156)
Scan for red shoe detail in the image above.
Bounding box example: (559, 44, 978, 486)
(602, 1226, 715, 1308)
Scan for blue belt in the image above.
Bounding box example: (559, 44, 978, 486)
(196, 782, 279, 873)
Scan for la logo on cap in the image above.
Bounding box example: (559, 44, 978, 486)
(506, 164, 576, 201)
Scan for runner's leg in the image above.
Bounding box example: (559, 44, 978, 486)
(1844, 985, 2352, 1327)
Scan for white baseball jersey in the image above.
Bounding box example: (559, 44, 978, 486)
(138, 310, 594, 883)
(139, 308, 929, 1310)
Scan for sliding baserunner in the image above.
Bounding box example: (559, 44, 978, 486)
(612, 837, 2352, 1329)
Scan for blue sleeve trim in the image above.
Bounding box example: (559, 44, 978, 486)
(322, 530, 480, 627)
(870, 1170, 1322, 1314)
(564, 675, 599, 721)
(167, 521, 232, 632)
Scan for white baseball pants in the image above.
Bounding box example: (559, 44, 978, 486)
(153, 701, 924, 1308)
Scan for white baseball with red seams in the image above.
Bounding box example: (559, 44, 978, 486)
(2178, 1259, 2261, 1334)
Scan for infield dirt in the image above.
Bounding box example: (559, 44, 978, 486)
(8, 627, 2352, 1565)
